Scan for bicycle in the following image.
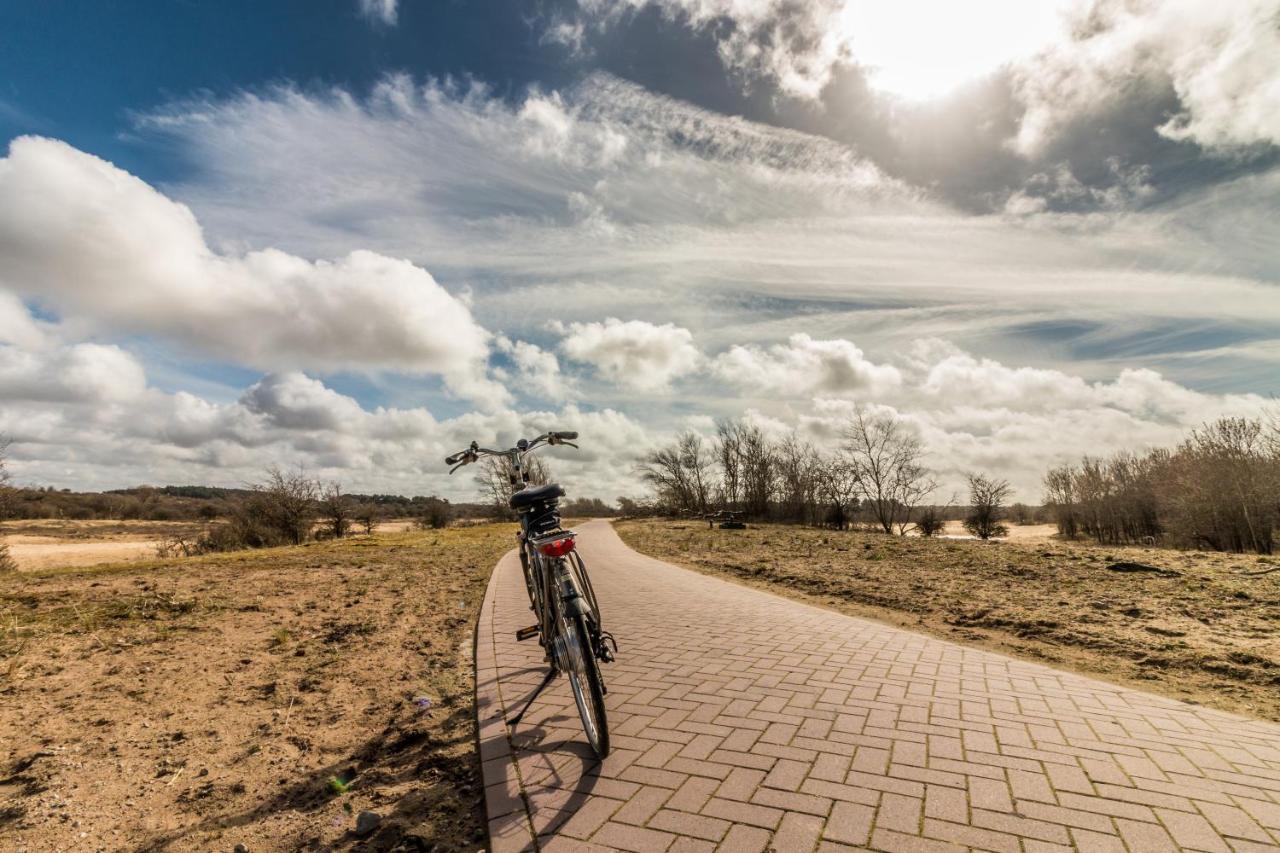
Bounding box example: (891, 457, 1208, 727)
(446, 431, 616, 758)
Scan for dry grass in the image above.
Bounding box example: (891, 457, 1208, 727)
(616, 519, 1280, 721)
(0, 523, 516, 851)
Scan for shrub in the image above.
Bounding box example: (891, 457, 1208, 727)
(415, 498, 452, 529)
(964, 473, 1011, 540)
(915, 507, 946, 537)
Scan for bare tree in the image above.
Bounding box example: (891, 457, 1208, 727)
(0, 437, 14, 572)
(257, 465, 319, 545)
(318, 481, 354, 538)
(638, 431, 714, 515)
(355, 502, 382, 535)
(738, 425, 775, 519)
(776, 434, 821, 524)
(964, 474, 1011, 540)
(816, 454, 860, 530)
(715, 420, 744, 511)
(1043, 464, 1078, 538)
(844, 408, 936, 535)
(478, 453, 551, 514)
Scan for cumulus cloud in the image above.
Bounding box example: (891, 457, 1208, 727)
(0, 136, 504, 406)
(494, 337, 576, 401)
(0, 342, 147, 405)
(711, 333, 902, 397)
(1011, 0, 1280, 155)
(557, 318, 702, 391)
(357, 0, 397, 26)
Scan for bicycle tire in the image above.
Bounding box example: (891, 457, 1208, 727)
(558, 606, 610, 758)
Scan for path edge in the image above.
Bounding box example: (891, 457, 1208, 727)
(475, 549, 538, 852)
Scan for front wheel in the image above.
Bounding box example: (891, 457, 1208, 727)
(558, 607, 610, 758)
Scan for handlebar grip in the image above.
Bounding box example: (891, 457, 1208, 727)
(554, 431, 578, 440)
(445, 452, 464, 465)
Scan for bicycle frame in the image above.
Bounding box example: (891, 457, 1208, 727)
(446, 430, 612, 755)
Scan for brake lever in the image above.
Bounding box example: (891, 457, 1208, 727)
(562, 441, 579, 449)
(449, 461, 467, 475)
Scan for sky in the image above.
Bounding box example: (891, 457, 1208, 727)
(1, 0, 1278, 503)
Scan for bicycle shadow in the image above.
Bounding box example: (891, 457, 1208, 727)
(491, 681, 621, 841)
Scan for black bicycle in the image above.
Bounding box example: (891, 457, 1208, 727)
(446, 431, 615, 757)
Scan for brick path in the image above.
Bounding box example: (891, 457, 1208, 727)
(475, 520, 1280, 852)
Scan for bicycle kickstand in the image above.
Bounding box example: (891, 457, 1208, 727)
(507, 668, 558, 728)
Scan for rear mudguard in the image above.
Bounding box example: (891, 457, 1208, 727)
(555, 560, 591, 617)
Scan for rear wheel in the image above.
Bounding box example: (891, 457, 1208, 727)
(557, 604, 609, 758)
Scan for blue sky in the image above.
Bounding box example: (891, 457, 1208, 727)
(1, 0, 1278, 500)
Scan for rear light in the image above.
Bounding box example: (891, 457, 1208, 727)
(539, 537, 576, 558)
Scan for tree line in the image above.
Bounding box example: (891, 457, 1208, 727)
(1044, 415, 1280, 554)
(637, 409, 949, 534)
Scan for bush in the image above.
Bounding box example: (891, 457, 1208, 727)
(415, 498, 452, 529)
(964, 473, 1011, 540)
(0, 539, 15, 573)
(915, 507, 946, 537)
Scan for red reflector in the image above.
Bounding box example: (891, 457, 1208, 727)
(539, 537, 576, 557)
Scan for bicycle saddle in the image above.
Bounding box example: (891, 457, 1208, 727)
(509, 483, 565, 509)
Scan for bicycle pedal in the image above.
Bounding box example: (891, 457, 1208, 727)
(515, 625, 540, 641)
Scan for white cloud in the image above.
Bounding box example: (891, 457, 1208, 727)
(0, 342, 147, 404)
(1011, 0, 1280, 155)
(558, 318, 702, 391)
(0, 136, 504, 406)
(357, 0, 397, 26)
(495, 337, 576, 400)
(711, 333, 902, 397)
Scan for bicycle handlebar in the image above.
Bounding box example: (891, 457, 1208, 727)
(444, 431, 578, 473)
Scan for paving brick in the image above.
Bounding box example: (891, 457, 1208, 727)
(592, 820, 676, 852)
(667, 838, 715, 853)
(1156, 807, 1233, 853)
(614, 786, 673, 826)
(922, 818, 1020, 853)
(823, 801, 874, 847)
(717, 823, 772, 853)
(970, 808, 1071, 845)
(647, 808, 731, 842)
(750, 786, 832, 816)
(1115, 817, 1179, 852)
(1197, 801, 1274, 843)
(1014, 799, 1115, 833)
(877, 792, 923, 834)
(477, 523, 1280, 853)
(764, 758, 810, 792)
(557, 796, 625, 840)
(967, 776, 1013, 813)
(666, 776, 720, 813)
(869, 827, 965, 853)
(771, 811, 825, 853)
(923, 784, 967, 824)
(701, 796, 784, 830)
(716, 767, 766, 802)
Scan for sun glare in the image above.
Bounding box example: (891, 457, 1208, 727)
(841, 0, 1070, 101)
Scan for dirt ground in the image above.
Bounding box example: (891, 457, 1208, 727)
(616, 519, 1280, 722)
(1, 520, 208, 572)
(0, 523, 517, 852)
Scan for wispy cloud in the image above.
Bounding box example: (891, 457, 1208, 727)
(0, 71, 1275, 499)
(356, 0, 397, 26)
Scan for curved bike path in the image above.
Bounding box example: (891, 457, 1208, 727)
(475, 520, 1280, 852)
